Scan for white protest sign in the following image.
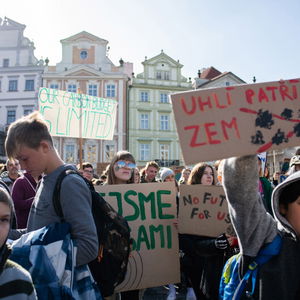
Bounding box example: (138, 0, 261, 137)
(38, 87, 118, 140)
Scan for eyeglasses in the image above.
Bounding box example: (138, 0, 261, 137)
(83, 169, 94, 174)
(115, 161, 136, 169)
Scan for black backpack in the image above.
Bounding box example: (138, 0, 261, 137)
(53, 168, 131, 297)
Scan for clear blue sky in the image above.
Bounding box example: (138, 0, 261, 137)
(3, 0, 300, 84)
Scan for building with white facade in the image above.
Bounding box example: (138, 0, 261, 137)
(0, 17, 44, 162)
(128, 50, 192, 167)
(42, 31, 132, 174)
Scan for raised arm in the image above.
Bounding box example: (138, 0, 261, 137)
(222, 155, 277, 256)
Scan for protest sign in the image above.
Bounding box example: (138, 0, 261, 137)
(171, 78, 300, 164)
(178, 185, 233, 237)
(38, 87, 118, 140)
(95, 182, 180, 291)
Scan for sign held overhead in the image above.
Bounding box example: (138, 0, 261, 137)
(171, 78, 300, 164)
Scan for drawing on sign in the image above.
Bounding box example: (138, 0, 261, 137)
(116, 251, 143, 291)
(241, 106, 300, 152)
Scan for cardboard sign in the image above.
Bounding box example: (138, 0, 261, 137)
(178, 185, 233, 237)
(95, 182, 180, 291)
(38, 87, 118, 140)
(171, 78, 300, 164)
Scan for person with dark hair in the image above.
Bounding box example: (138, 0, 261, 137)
(0, 188, 37, 299)
(77, 162, 94, 182)
(180, 163, 235, 300)
(222, 155, 300, 299)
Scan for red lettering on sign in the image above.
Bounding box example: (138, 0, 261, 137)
(184, 125, 206, 147)
(266, 86, 278, 101)
(205, 123, 221, 145)
(210, 197, 218, 205)
(198, 96, 213, 111)
(279, 84, 294, 101)
(193, 197, 200, 204)
(245, 89, 255, 104)
(217, 212, 226, 221)
(258, 88, 269, 103)
(185, 117, 241, 148)
(221, 117, 240, 140)
(181, 97, 196, 115)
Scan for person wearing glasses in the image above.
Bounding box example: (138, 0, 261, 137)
(105, 150, 142, 300)
(77, 162, 94, 182)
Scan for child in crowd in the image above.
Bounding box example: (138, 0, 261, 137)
(222, 155, 300, 299)
(179, 163, 234, 300)
(6, 112, 98, 267)
(0, 188, 37, 299)
(106, 151, 141, 300)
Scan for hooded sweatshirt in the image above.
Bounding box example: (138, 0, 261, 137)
(223, 155, 300, 300)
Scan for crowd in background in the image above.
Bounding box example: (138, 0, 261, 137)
(0, 126, 300, 300)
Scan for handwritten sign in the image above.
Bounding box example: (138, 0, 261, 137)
(95, 182, 180, 291)
(171, 78, 300, 164)
(178, 185, 233, 237)
(38, 87, 118, 140)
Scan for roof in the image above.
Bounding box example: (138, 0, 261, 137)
(60, 31, 108, 44)
(200, 67, 222, 79)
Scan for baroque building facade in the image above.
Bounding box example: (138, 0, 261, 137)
(128, 51, 192, 167)
(0, 17, 44, 162)
(42, 31, 132, 173)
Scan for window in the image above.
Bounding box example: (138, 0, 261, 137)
(7, 110, 16, 124)
(23, 108, 33, 116)
(140, 144, 150, 161)
(160, 93, 169, 103)
(140, 91, 149, 102)
(8, 80, 18, 92)
(50, 84, 59, 90)
(67, 84, 77, 93)
(160, 115, 169, 130)
(156, 71, 170, 80)
(140, 113, 149, 129)
(64, 144, 76, 163)
(225, 81, 230, 86)
(80, 50, 88, 59)
(3, 59, 9, 67)
(160, 144, 170, 161)
(105, 144, 115, 161)
(86, 144, 97, 164)
(25, 79, 34, 91)
(106, 84, 116, 97)
(88, 85, 97, 96)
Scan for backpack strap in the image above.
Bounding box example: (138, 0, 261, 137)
(233, 234, 282, 299)
(53, 168, 83, 221)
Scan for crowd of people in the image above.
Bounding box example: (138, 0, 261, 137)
(0, 111, 300, 299)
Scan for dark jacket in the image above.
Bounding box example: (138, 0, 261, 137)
(11, 173, 37, 228)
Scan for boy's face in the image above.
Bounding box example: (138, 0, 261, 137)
(145, 166, 158, 181)
(281, 196, 300, 236)
(82, 167, 94, 181)
(16, 144, 47, 177)
(0, 202, 10, 248)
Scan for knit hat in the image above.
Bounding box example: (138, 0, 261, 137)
(160, 168, 174, 182)
(289, 155, 300, 167)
